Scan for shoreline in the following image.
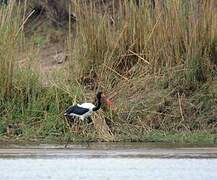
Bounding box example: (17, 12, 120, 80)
(1, 143, 217, 159)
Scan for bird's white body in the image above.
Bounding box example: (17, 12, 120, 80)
(64, 92, 112, 122)
(68, 103, 96, 120)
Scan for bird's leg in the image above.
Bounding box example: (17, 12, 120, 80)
(65, 135, 70, 148)
(64, 116, 75, 148)
(64, 122, 72, 148)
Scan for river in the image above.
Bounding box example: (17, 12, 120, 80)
(0, 143, 217, 180)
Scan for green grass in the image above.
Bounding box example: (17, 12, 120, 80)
(142, 131, 217, 145)
(0, 0, 217, 144)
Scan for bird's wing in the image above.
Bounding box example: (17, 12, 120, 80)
(65, 105, 89, 115)
(78, 103, 95, 110)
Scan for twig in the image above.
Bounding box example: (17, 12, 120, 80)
(15, 10, 35, 37)
(129, 50, 151, 65)
(103, 63, 129, 81)
(178, 92, 185, 123)
(145, 12, 162, 46)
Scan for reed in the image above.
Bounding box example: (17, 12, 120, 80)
(72, 0, 216, 82)
(0, 2, 78, 140)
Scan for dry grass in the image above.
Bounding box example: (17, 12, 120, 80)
(68, 0, 217, 140)
(0, 2, 19, 98)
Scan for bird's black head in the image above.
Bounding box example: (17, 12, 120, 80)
(96, 91, 112, 106)
(96, 91, 103, 100)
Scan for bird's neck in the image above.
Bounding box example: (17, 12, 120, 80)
(92, 98, 101, 112)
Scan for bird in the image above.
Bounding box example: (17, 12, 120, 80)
(64, 92, 112, 122)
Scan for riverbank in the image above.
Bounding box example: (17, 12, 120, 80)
(0, 130, 217, 145)
(0, 1, 217, 144)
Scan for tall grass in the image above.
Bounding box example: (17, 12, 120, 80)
(0, 2, 80, 141)
(0, 2, 19, 99)
(72, 0, 216, 82)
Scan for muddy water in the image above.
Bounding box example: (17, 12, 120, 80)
(0, 143, 217, 180)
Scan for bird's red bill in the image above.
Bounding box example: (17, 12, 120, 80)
(105, 99, 112, 106)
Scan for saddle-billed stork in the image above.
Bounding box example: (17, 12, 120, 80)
(64, 92, 112, 121)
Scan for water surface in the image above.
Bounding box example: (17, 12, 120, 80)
(1, 143, 217, 180)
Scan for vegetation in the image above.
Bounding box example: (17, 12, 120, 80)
(0, 0, 217, 144)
